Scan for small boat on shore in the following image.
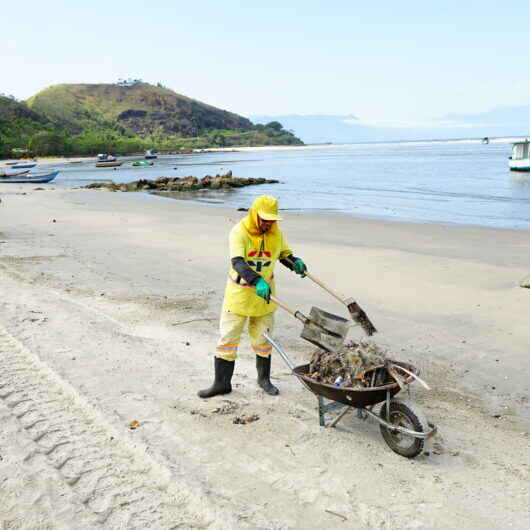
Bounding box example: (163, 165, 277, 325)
(0, 169, 30, 178)
(144, 150, 157, 160)
(96, 161, 123, 168)
(11, 162, 37, 169)
(96, 154, 117, 162)
(0, 171, 58, 183)
(509, 139, 530, 171)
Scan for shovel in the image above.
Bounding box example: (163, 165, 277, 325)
(284, 258, 377, 336)
(270, 295, 349, 353)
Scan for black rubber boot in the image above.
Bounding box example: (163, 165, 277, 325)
(198, 357, 235, 398)
(256, 355, 279, 395)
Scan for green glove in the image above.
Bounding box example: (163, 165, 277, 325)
(293, 258, 307, 276)
(255, 277, 271, 303)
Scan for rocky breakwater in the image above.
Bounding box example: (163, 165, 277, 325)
(83, 171, 279, 192)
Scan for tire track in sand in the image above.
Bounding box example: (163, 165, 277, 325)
(0, 326, 210, 529)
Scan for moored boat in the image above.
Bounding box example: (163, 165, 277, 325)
(0, 169, 30, 178)
(96, 153, 117, 162)
(132, 160, 154, 166)
(95, 161, 123, 167)
(0, 171, 59, 183)
(11, 162, 37, 169)
(509, 139, 530, 171)
(144, 149, 157, 160)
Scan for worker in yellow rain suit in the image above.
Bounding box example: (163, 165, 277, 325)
(198, 195, 307, 398)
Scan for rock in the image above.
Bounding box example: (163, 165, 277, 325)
(167, 181, 182, 191)
(200, 176, 212, 187)
(233, 414, 259, 425)
(82, 174, 279, 192)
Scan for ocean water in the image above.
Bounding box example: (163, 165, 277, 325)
(49, 138, 530, 230)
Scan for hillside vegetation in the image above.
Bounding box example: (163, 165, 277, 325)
(26, 83, 253, 136)
(0, 81, 302, 156)
(0, 96, 54, 153)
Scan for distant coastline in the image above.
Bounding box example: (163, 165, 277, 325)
(2, 134, 527, 166)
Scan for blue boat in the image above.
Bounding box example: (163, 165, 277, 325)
(0, 171, 59, 184)
(11, 163, 37, 169)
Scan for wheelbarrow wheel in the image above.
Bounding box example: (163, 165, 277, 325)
(379, 400, 428, 458)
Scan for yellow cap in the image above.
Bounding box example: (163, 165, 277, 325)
(254, 195, 283, 221)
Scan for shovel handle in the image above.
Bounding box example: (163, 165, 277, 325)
(284, 258, 348, 304)
(269, 295, 307, 324)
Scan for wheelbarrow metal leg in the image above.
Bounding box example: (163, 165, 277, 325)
(318, 396, 325, 426)
(328, 405, 350, 428)
(318, 396, 350, 427)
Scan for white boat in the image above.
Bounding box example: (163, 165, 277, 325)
(144, 149, 157, 160)
(509, 139, 530, 171)
(96, 153, 117, 162)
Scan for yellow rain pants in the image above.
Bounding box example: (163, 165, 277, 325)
(215, 310, 274, 361)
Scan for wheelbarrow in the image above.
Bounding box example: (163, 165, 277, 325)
(263, 332, 437, 458)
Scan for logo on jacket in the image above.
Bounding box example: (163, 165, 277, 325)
(247, 250, 271, 272)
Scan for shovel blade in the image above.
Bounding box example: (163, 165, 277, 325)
(300, 306, 349, 353)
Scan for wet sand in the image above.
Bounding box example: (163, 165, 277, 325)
(0, 184, 528, 529)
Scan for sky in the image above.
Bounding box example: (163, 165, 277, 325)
(4, 1, 530, 126)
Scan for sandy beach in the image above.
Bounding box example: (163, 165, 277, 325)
(0, 185, 528, 529)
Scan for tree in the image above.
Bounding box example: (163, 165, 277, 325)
(0, 135, 8, 157)
(28, 131, 66, 155)
(265, 121, 283, 131)
(207, 132, 227, 147)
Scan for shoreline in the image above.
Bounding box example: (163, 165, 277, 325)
(155, 190, 530, 233)
(4, 175, 530, 233)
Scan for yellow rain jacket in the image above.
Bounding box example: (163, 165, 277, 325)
(222, 196, 293, 317)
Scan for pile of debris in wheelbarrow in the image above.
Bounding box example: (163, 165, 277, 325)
(306, 340, 429, 392)
(308, 340, 388, 388)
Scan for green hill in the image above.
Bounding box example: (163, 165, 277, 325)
(0, 96, 53, 148)
(26, 82, 253, 137)
(1, 81, 303, 156)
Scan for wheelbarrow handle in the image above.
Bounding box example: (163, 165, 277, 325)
(263, 332, 313, 392)
(262, 332, 295, 370)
